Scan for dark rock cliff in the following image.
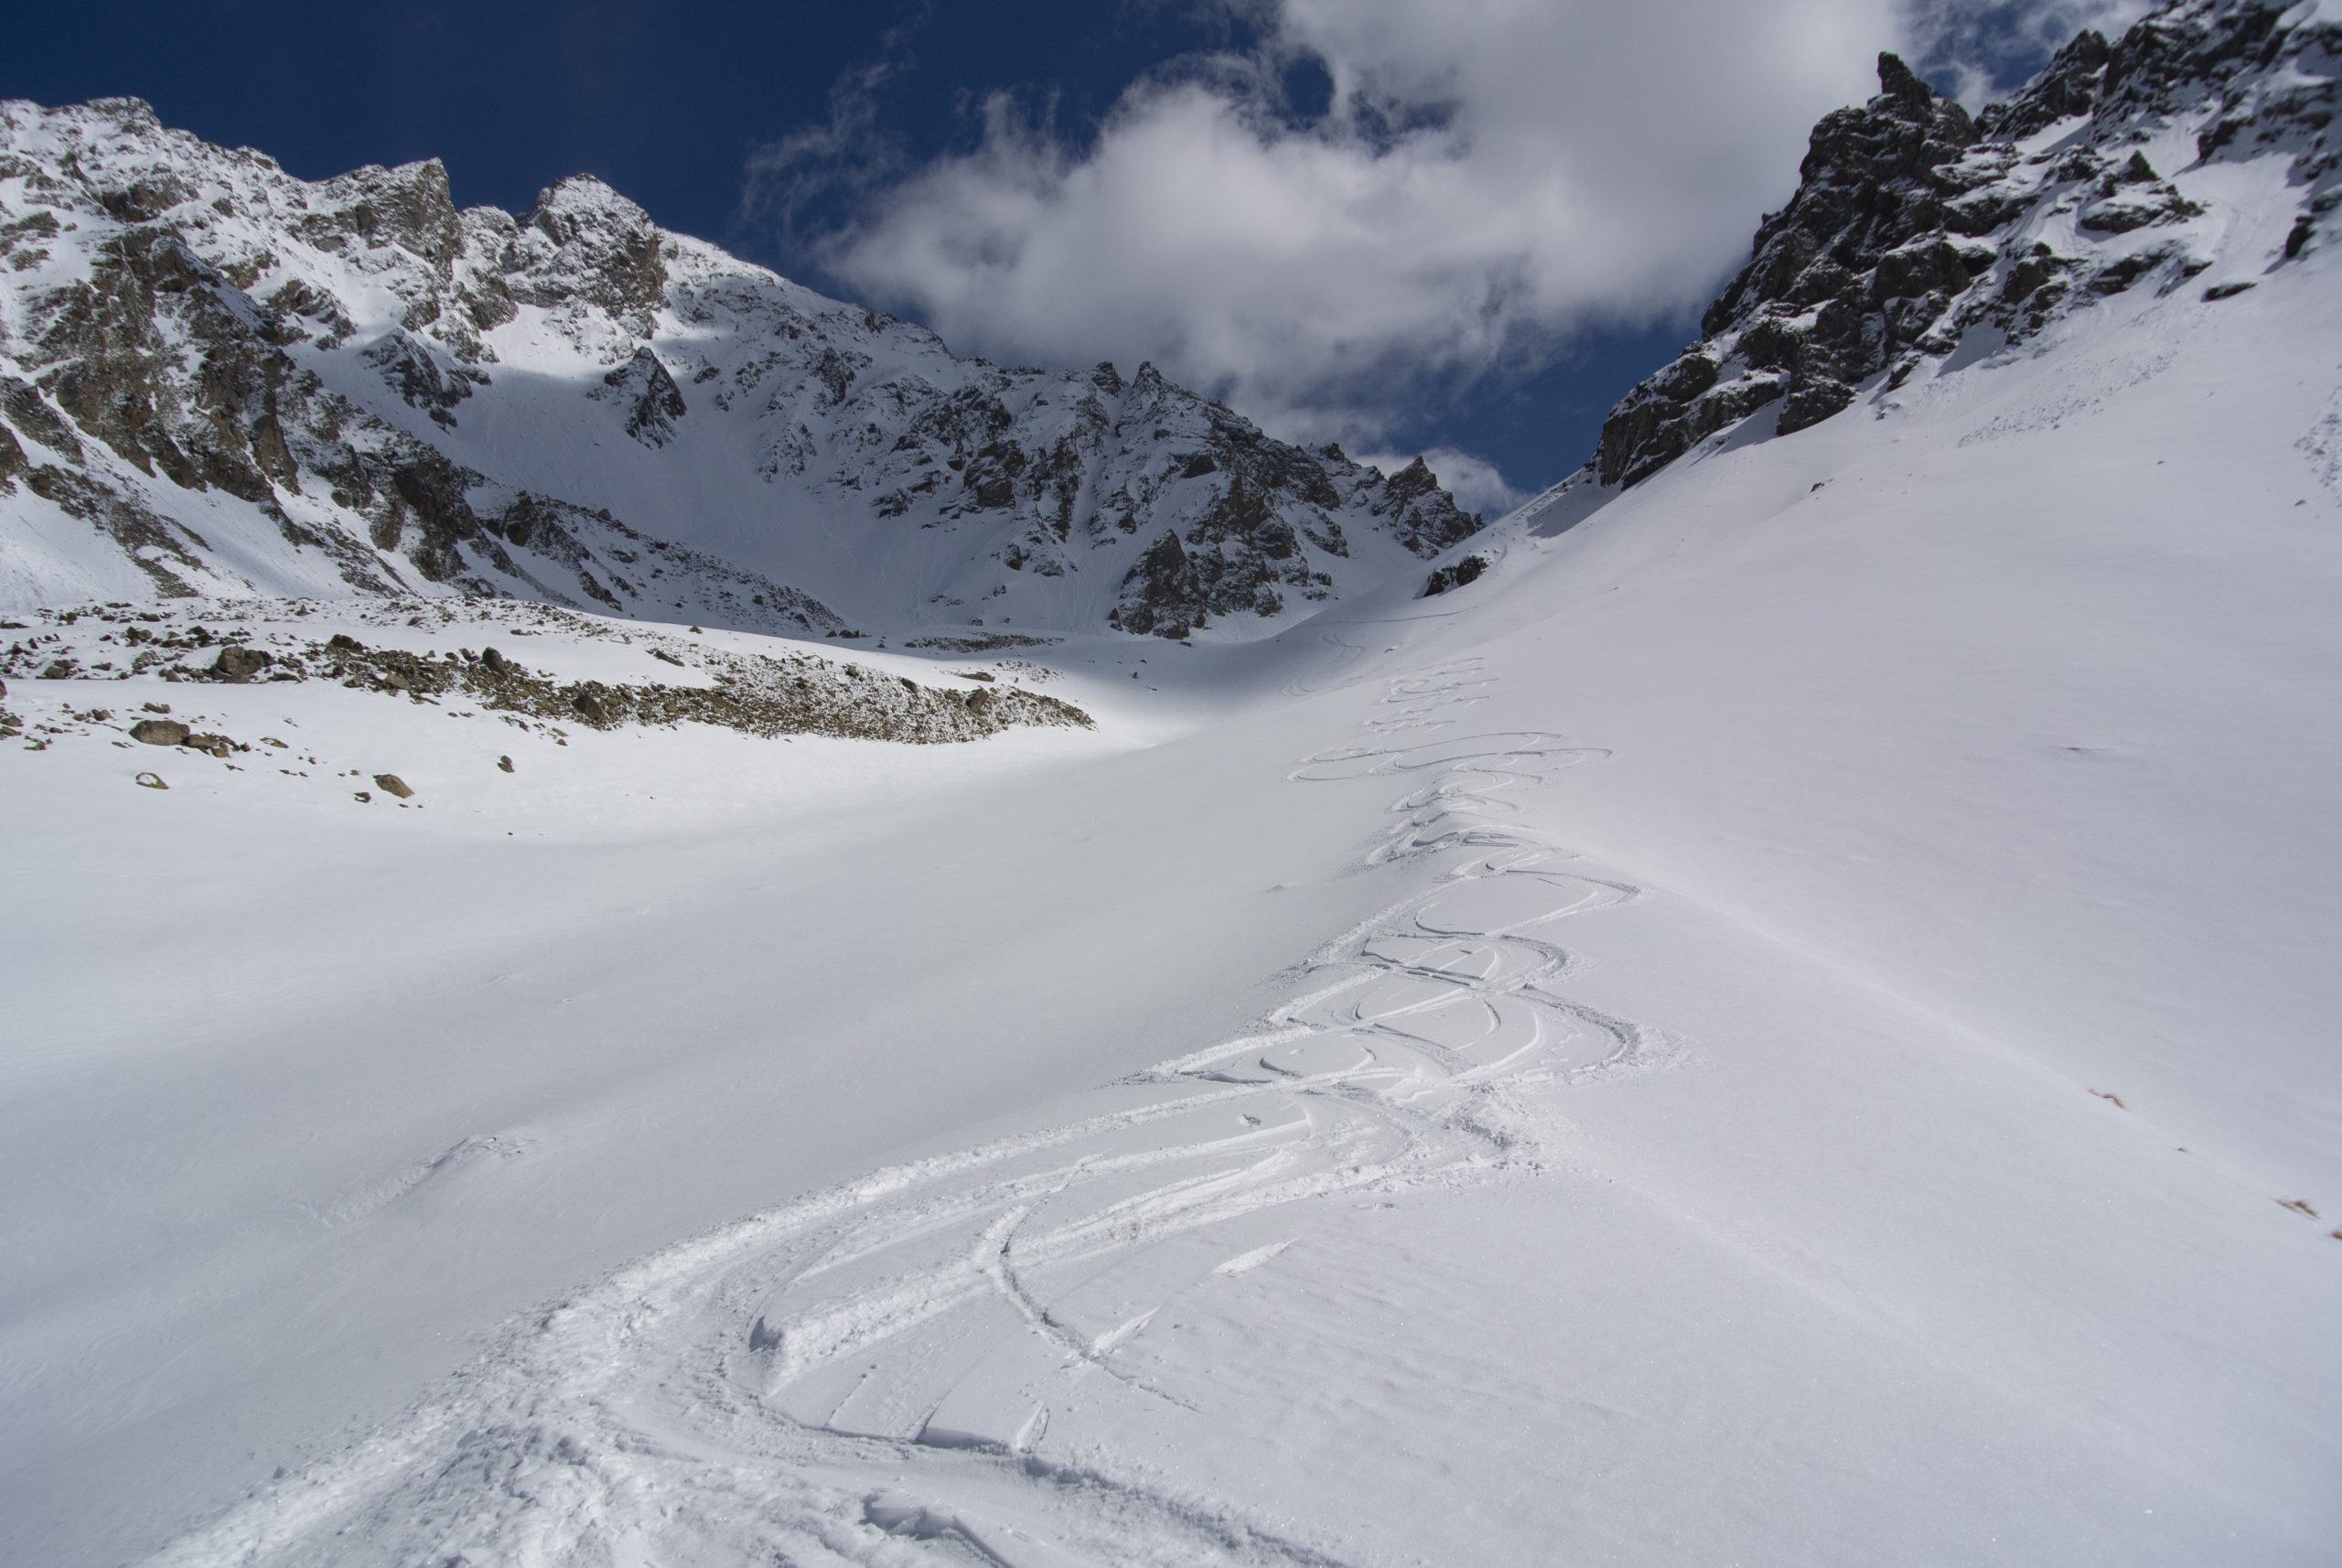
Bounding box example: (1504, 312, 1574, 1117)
(1593, 0, 2341, 489)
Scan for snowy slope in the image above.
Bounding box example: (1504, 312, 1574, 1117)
(0, 104, 1477, 641)
(3, 3, 2339, 1566)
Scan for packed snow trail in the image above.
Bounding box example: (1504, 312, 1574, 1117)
(145, 658, 1671, 1568)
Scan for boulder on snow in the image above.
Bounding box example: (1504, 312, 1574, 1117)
(1423, 556, 1488, 596)
(130, 718, 188, 746)
(373, 773, 414, 799)
(212, 645, 272, 680)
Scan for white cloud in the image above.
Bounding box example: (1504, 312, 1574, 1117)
(754, 1, 2135, 478)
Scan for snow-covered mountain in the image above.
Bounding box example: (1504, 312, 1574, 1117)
(5, 4, 2339, 1567)
(1595, 0, 2337, 487)
(0, 103, 1477, 639)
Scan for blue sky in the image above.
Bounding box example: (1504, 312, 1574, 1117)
(5, 1, 2136, 509)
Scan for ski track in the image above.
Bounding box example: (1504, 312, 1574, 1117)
(144, 657, 1681, 1568)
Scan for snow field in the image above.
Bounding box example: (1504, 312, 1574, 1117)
(4, 67, 2340, 1567)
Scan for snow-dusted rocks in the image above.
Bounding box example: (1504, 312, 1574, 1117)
(1596, 0, 2341, 487)
(0, 595, 1090, 761)
(0, 102, 1480, 638)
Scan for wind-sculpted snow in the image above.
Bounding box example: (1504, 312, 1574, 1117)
(140, 660, 1674, 1568)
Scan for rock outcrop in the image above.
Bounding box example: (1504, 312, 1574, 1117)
(1595, 0, 2341, 489)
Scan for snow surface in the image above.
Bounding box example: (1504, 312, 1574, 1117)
(7, 24, 2342, 1564)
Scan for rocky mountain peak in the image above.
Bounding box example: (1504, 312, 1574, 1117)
(522, 175, 655, 244)
(0, 101, 1483, 639)
(1975, 29, 2115, 140)
(507, 176, 668, 336)
(1592, 0, 2340, 490)
(305, 158, 463, 268)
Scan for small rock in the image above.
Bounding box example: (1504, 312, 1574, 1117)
(39, 660, 74, 680)
(328, 633, 366, 652)
(142, 701, 171, 714)
(373, 773, 414, 799)
(130, 718, 189, 746)
(354, 790, 371, 803)
(184, 732, 234, 757)
(134, 771, 167, 789)
(381, 671, 411, 692)
(480, 647, 508, 673)
(651, 649, 684, 666)
(1423, 555, 1488, 597)
(213, 645, 272, 680)
(573, 692, 609, 724)
(497, 755, 514, 773)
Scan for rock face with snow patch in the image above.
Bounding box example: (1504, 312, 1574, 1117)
(1596, 0, 2341, 488)
(0, 102, 1478, 638)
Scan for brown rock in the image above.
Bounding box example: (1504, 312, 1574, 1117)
(213, 645, 272, 680)
(130, 717, 188, 746)
(373, 773, 413, 798)
(497, 755, 514, 773)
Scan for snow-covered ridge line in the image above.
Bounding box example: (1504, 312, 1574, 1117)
(1594, 0, 2340, 487)
(0, 99, 1479, 639)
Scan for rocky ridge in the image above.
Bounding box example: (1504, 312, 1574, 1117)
(0, 102, 1478, 640)
(0, 596, 1090, 754)
(1595, 0, 2340, 487)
